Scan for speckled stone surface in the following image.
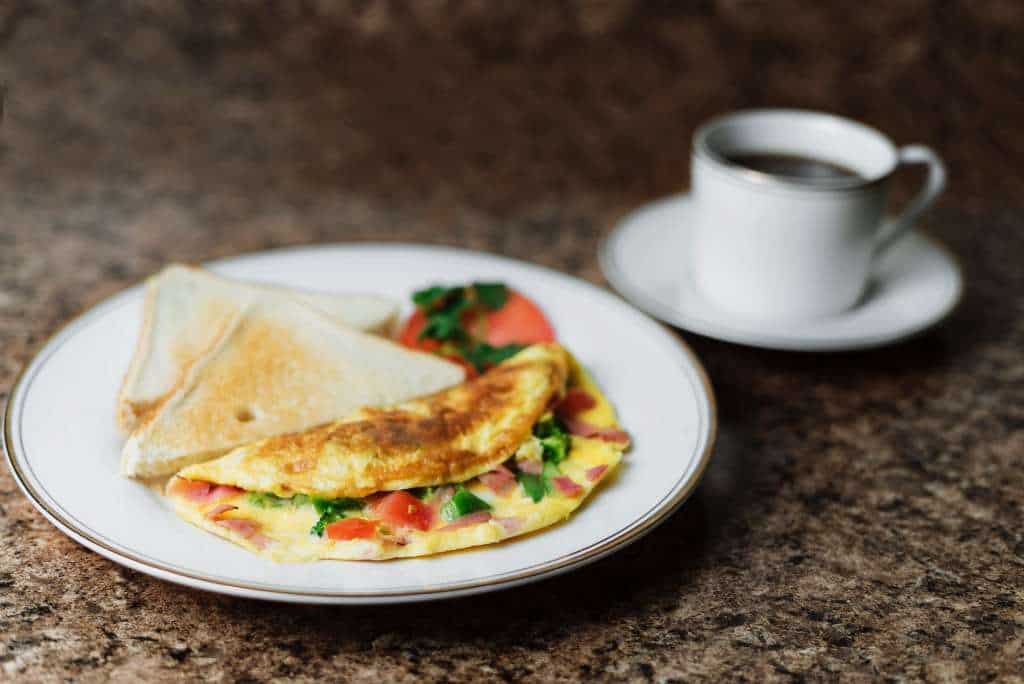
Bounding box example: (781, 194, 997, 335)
(1, 2, 1023, 681)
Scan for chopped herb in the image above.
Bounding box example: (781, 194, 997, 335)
(418, 291, 471, 343)
(460, 342, 526, 373)
(472, 282, 509, 310)
(412, 285, 459, 310)
(517, 471, 547, 503)
(310, 497, 364, 537)
(247, 491, 285, 508)
(533, 417, 571, 464)
(248, 491, 313, 509)
(542, 460, 561, 480)
(411, 282, 521, 367)
(440, 485, 492, 522)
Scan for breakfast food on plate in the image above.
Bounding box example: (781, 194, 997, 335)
(118, 265, 400, 433)
(166, 343, 630, 561)
(120, 294, 464, 479)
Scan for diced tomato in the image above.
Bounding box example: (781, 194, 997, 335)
(396, 290, 555, 354)
(373, 491, 434, 531)
(326, 518, 378, 541)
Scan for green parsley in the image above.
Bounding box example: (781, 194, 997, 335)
(460, 342, 526, 373)
(533, 416, 571, 464)
(310, 497, 364, 537)
(516, 471, 547, 503)
(472, 283, 509, 310)
(412, 285, 459, 310)
(440, 485, 492, 522)
(247, 492, 312, 509)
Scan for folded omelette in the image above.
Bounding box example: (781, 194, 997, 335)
(166, 343, 630, 561)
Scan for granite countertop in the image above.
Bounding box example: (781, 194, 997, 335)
(2, 2, 1023, 681)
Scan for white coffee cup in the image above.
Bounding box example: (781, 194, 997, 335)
(690, 109, 946, 321)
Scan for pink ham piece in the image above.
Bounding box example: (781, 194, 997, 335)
(562, 416, 630, 444)
(216, 518, 260, 538)
(556, 388, 597, 417)
(479, 465, 516, 495)
(439, 511, 491, 531)
(516, 459, 542, 475)
(586, 465, 609, 482)
(494, 516, 523, 534)
(205, 504, 238, 520)
(208, 485, 244, 502)
(168, 478, 244, 504)
(250, 534, 274, 550)
(551, 476, 583, 497)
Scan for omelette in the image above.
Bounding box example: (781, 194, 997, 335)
(166, 343, 629, 561)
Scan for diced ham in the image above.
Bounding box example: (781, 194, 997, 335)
(168, 478, 243, 503)
(205, 504, 238, 520)
(439, 511, 491, 531)
(556, 388, 597, 417)
(562, 417, 630, 444)
(251, 534, 274, 550)
(551, 476, 583, 497)
(494, 516, 523, 534)
(516, 459, 542, 475)
(208, 485, 244, 502)
(479, 465, 517, 495)
(168, 477, 211, 501)
(586, 465, 609, 482)
(216, 518, 260, 538)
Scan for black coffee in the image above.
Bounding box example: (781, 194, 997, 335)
(724, 152, 862, 182)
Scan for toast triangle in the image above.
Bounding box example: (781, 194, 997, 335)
(120, 296, 465, 478)
(117, 265, 399, 433)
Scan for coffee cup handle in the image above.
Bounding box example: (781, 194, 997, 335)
(873, 145, 947, 258)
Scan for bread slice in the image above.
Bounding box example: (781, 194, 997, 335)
(120, 296, 466, 478)
(117, 265, 399, 433)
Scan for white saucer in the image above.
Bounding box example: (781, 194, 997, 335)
(599, 194, 962, 352)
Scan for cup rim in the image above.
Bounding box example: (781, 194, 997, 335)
(693, 108, 897, 192)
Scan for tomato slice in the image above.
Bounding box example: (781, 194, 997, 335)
(374, 491, 434, 531)
(396, 290, 555, 353)
(396, 309, 440, 350)
(325, 518, 378, 541)
(482, 291, 555, 346)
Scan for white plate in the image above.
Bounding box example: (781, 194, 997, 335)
(600, 194, 962, 351)
(4, 244, 716, 604)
